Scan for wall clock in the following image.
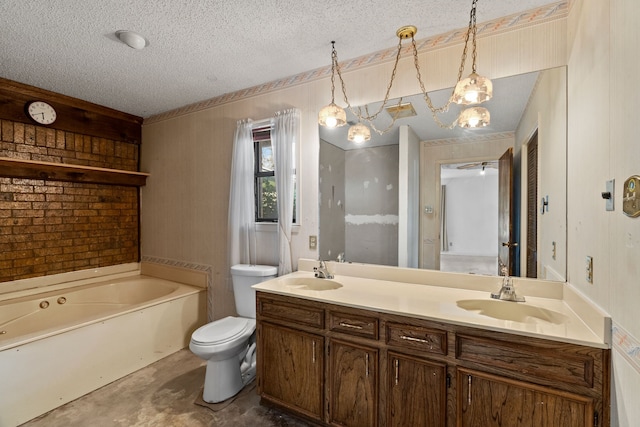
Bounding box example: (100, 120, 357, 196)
(26, 101, 57, 125)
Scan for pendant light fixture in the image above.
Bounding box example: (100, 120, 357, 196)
(317, 42, 347, 128)
(318, 0, 492, 142)
(347, 122, 371, 144)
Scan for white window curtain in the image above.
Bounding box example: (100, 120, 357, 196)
(271, 108, 299, 275)
(228, 119, 256, 267)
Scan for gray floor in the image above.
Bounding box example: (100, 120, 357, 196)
(21, 349, 310, 427)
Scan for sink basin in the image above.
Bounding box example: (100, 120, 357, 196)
(283, 278, 343, 291)
(456, 299, 567, 324)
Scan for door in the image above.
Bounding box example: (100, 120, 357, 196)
(387, 352, 447, 427)
(526, 132, 538, 278)
(258, 322, 324, 420)
(498, 147, 515, 275)
(457, 368, 594, 427)
(329, 339, 378, 427)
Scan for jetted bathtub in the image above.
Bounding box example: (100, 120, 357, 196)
(0, 270, 207, 427)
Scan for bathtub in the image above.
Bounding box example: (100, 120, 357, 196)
(0, 268, 207, 427)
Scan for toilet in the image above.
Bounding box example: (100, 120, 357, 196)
(189, 264, 277, 403)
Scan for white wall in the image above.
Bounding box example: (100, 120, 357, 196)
(442, 173, 498, 256)
(398, 125, 420, 268)
(344, 145, 399, 266)
(319, 139, 346, 261)
(420, 136, 514, 269)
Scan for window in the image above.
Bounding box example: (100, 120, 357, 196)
(253, 127, 297, 223)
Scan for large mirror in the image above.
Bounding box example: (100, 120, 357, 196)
(319, 66, 567, 281)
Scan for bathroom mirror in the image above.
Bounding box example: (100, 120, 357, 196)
(319, 66, 567, 281)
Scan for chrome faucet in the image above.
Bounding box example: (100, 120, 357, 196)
(491, 267, 525, 302)
(314, 260, 334, 279)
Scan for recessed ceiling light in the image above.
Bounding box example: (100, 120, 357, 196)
(116, 30, 148, 50)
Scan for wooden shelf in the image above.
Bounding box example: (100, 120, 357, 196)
(0, 157, 149, 187)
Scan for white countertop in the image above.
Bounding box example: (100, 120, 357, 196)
(253, 265, 611, 349)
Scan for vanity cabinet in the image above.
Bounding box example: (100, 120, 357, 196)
(256, 292, 609, 427)
(457, 368, 594, 427)
(256, 296, 325, 422)
(387, 351, 447, 427)
(328, 339, 378, 427)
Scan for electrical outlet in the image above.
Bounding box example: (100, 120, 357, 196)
(586, 256, 593, 283)
(309, 235, 317, 250)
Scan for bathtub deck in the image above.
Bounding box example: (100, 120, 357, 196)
(21, 349, 307, 427)
(0, 280, 206, 427)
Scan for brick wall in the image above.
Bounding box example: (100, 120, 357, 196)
(0, 119, 140, 281)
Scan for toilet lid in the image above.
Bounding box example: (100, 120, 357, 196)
(191, 317, 253, 345)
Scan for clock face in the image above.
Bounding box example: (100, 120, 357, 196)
(27, 101, 57, 125)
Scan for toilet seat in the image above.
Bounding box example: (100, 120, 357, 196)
(191, 317, 253, 345)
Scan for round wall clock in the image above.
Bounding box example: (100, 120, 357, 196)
(26, 101, 57, 125)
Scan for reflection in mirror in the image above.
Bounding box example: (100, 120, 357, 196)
(319, 66, 567, 281)
(439, 160, 499, 276)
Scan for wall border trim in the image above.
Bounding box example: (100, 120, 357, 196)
(612, 322, 640, 374)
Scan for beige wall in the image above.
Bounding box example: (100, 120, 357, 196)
(141, 15, 567, 319)
(141, 3, 640, 422)
(567, 1, 640, 425)
(516, 66, 568, 280)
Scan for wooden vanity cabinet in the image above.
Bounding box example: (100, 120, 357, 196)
(256, 295, 325, 422)
(328, 339, 379, 427)
(454, 328, 609, 427)
(256, 292, 610, 427)
(457, 368, 594, 427)
(387, 351, 447, 427)
(384, 318, 450, 427)
(327, 310, 380, 427)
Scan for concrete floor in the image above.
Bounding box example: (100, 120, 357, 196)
(21, 349, 310, 427)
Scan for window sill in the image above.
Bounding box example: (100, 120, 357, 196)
(255, 222, 300, 234)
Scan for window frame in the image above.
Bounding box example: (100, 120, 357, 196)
(252, 125, 298, 224)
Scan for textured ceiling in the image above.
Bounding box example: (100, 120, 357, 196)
(1, 0, 557, 118)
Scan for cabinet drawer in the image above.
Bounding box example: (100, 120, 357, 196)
(386, 322, 447, 355)
(329, 311, 379, 340)
(456, 334, 594, 388)
(258, 297, 324, 329)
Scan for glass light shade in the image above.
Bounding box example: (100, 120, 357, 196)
(318, 103, 347, 128)
(453, 72, 493, 105)
(457, 107, 490, 128)
(347, 123, 371, 143)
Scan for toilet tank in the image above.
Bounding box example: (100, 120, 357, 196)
(231, 264, 278, 318)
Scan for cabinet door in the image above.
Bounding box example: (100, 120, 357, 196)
(329, 339, 378, 427)
(387, 352, 447, 427)
(259, 322, 324, 420)
(457, 368, 594, 427)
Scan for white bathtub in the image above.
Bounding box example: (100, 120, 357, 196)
(0, 272, 207, 426)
